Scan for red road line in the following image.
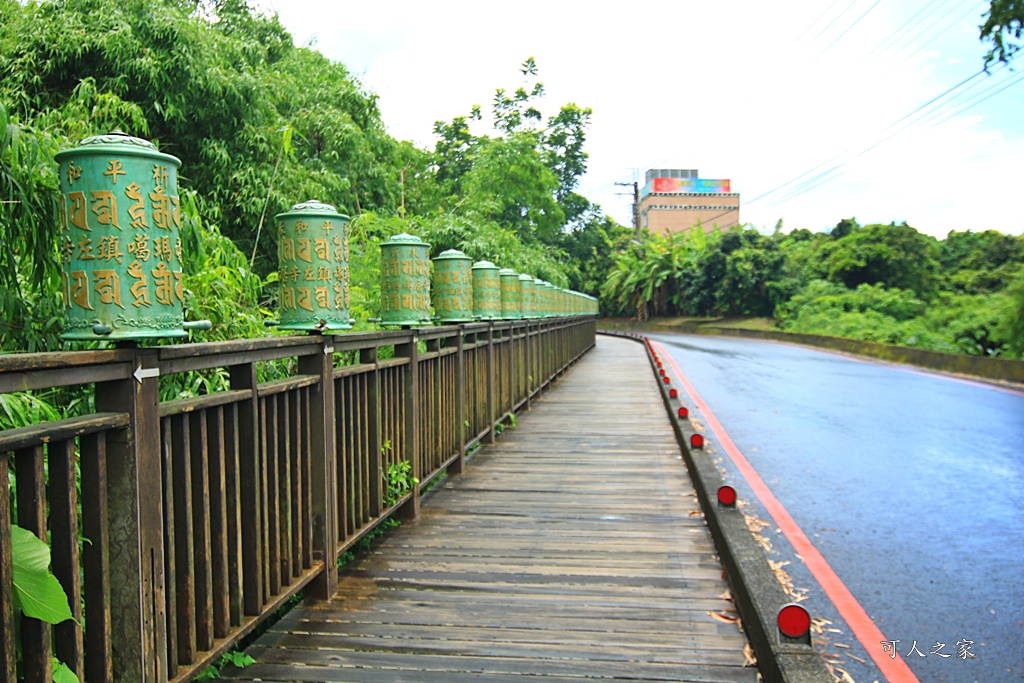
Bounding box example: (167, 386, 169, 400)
(651, 340, 921, 683)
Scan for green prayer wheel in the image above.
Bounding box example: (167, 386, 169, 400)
(499, 268, 521, 320)
(471, 261, 501, 320)
(55, 132, 200, 340)
(533, 280, 547, 317)
(276, 200, 352, 331)
(533, 279, 547, 317)
(518, 274, 536, 319)
(432, 249, 474, 323)
(379, 233, 432, 326)
(542, 282, 556, 317)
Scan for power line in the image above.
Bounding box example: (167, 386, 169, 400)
(926, 69, 1024, 128)
(896, 0, 987, 62)
(767, 66, 1024, 207)
(796, 0, 847, 44)
(869, 0, 958, 63)
(888, 0, 974, 64)
(819, 0, 885, 57)
(866, 0, 943, 59)
(748, 56, 1018, 207)
(807, 0, 862, 46)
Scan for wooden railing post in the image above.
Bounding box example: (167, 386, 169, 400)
(451, 330, 466, 475)
(506, 324, 515, 416)
(485, 323, 496, 444)
(300, 339, 339, 601)
(396, 334, 421, 520)
(360, 346, 382, 521)
(94, 346, 167, 682)
(524, 322, 532, 409)
(228, 362, 263, 616)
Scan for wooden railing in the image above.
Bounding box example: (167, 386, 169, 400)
(0, 317, 596, 683)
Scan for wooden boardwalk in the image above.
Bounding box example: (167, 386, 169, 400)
(221, 336, 757, 682)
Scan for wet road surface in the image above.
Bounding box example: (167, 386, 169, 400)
(649, 333, 1024, 683)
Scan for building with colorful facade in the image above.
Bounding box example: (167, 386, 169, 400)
(637, 169, 740, 235)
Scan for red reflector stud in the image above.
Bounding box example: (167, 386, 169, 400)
(678, 406, 688, 419)
(690, 433, 704, 448)
(662, 376, 670, 384)
(659, 368, 666, 376)
(777, 603, 811, 641)
(717, 485, 737, 506)
(669, 388, 678, 398)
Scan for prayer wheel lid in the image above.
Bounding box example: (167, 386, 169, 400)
(56, 130, 180, 164)
(472, 260, 497, 270)
(434, 249, 470, 260)
(276, 199, 348, 220)
(384, 232, 429, 247)
(518, 273, 533, 281)
(499, 268, 517, 276)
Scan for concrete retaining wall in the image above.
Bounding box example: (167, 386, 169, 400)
(665, 322, 1024, 385)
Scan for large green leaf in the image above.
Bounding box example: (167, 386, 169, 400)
(10, 525, 73, 624)
(52, 658, 79, 683)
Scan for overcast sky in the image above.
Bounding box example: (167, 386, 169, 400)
(264, 0, 1023, 238)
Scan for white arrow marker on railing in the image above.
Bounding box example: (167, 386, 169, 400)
(133, 365, 160, 383)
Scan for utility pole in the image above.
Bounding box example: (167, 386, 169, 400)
(614, 181, 640, 235)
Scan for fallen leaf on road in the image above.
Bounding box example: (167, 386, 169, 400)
(707, 611, 739, 624)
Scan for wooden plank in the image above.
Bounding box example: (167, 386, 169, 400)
(48, 439, 84, 680)
(0, 349, 131, 372)
(288, 389, 302, 578)
(258, 374, 318, 398)
(159, 389, 249, 419)
(0, 451, 16, 682)
(265, 397, 281, 596)
(207, 407, 230, 639)
(190, 411, 214, 652)
(0, 412, 128, 453)
(159, 418, 178, 679)
(299, 389, 311, 573)
(221, 336, 756, 682)
(224, 404, 244, 626)
(229, 363, 264, 615)
(277, 393, 292, 586)
(0, 364, 131, 394)
(170, 415, 196, 665)
(15, 445, 51, 683)
(80, 433, 114, 683)
(360, 347, 382, 523)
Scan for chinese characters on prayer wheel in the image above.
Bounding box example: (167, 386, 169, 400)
(379, 233, 432, 326)
(432, 249, 474, 323)
(499, 268, 522, 320)
(56, 132, 188, 340)
(471, 261, 501, 320)
(276, 200, 353, 331)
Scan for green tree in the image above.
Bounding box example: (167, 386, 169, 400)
(980, 0, 1023, 66)
(0, 103, 65, 352)
(815, 222, 940, 299)
(0, 0, 403, 275)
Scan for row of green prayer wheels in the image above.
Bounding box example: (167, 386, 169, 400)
(276, 205, 597, 331)
(379, 233, 598, 328)
(51, 131, 595, 341)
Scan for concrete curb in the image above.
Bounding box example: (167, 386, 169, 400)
(599, 330, 833, 683)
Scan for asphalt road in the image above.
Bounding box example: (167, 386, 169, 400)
(649, 332, 1024, 683)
